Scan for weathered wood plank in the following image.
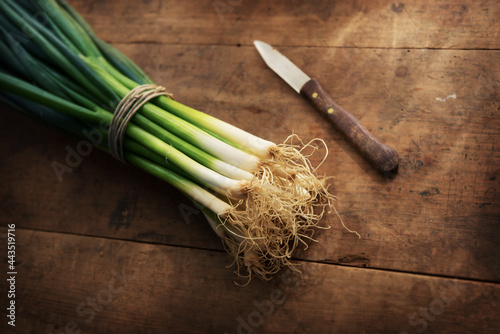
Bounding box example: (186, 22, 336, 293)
(67, 0, 500, 49)
(0, 228, 498, 333)
(1, 45, 499, 282)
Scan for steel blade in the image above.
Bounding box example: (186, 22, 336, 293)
(253, 40, 310, 93)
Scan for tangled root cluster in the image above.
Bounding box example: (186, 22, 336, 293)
(219, 135, 339, 284)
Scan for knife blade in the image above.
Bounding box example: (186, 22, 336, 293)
(254, 40, 399, 175)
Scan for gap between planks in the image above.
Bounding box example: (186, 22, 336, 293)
(108, 40, 500, 52)
(4, 226, 499, 286)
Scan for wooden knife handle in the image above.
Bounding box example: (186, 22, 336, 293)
(300, 79, 399, 174)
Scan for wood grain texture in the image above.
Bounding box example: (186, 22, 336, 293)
(66, 0, 500, 49)
(1, 45, 498, 281)
(0, 228, 498, 334)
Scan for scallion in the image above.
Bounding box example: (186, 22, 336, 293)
(0, 0, 345, 282)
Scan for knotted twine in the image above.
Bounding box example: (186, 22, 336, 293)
(108, 84, 173, 162)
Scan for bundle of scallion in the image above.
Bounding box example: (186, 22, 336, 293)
(0, 0, 349, 281)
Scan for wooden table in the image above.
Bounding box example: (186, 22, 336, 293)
(1, 0, 499, 333)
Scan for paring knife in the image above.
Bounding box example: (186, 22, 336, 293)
(254, 40, 399, 174)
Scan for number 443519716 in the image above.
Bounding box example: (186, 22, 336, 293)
(7, 224, 15, 271)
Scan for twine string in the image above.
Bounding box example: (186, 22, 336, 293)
(108, 84, 173, 162)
